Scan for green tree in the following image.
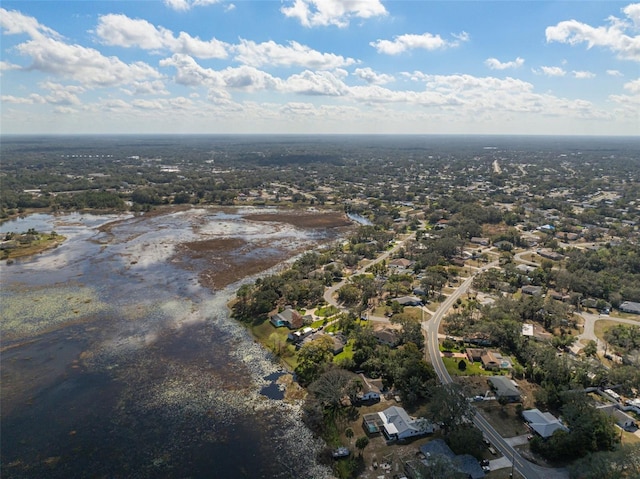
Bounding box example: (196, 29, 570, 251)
(295, 335, 335, 386)
(428, 383, 475, 434)
(583, 340, 598, 357)
(355, 436, 369, 456)
(458, 359, 467, 371)
(345, 427, 354, 444)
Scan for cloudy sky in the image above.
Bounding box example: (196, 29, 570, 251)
(1, 1, 639, 135)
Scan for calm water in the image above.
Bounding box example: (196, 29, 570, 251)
(1, 209, 333, 479)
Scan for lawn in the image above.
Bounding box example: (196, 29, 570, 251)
(594, 319, 630, 339)
(334, 340, 354, 363)
(316, 305, 340, 317)
(442, 356, 491, 377)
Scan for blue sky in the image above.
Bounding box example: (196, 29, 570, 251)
(1, 1, 638, 135)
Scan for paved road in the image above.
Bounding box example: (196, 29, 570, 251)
(422, 260, 569, 479)
(323, 234, 414, 311)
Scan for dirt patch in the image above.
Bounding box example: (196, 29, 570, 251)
(181, 237, 246, 255)
(244, 211, 353, 229)
(334, 399, 435, 479)
(175, 238, 297, 290)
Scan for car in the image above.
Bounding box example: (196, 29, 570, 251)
(332, 447, 350, 459)
(482, 465, 491, 472)
(473, 395, 485, 402)
(488, 446, 497, 455)
(480, 459, 490, 466)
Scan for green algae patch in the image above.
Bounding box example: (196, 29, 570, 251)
(1, 285, 108, 340)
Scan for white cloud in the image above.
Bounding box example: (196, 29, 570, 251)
(160, 53, 223, 86)
(370, 31, 468, 55)
(624, 77, 640, 93)
(607, 69, 624, 76)
(1, 83, 84, 106)
(160, 54, 283, 91)
(16, 37, 162, 87)
(96, 14, 228, 59)
(2, 10, 162, 88)
(233, 39, 356, 69)
(534, 66, 567, 77)
(0, 60, 21, 71)
(0, 8, 60, 39)
(546, 3, 640, 61)
(354, 67, 394, 85)
(573, 70, 595, 79)
(484, 57, 524, 70)
(164, 0, 221, 11)
(281, 0, 387, 28)
(1, 94, 44, 104)
(122, 80, 170, 96)
(284, 70, 348, 95)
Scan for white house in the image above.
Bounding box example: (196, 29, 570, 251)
(522, 408, 568, 438)
(356, 374, 382, 402)
(377, 406, 436, 441)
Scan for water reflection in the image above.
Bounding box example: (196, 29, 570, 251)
(1, 208, 335, 479)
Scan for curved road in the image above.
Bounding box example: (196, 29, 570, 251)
(323, 234, 414, 311)
(422, 261, 569, 479)
(323, 236, 572, 478)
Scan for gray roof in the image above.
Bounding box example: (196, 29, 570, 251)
(620, 301, 640, 314)
(420, 439, 455, 459)
(522, 409, 568, 438)
(488, 376, 520, 398)
(453, 454, 486, 479)
(420, 440, 485, 479)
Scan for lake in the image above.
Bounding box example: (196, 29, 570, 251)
(0, 207, 349, 479)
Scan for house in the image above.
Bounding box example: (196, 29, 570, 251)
(521, 285, 543, 296)
(466, 348, 484, 362)
(417, 439, 485, 479)
(298, 332, 345, 355)
(522, 409, 568, 438)
(377, 406, 436, 441)
(467, 349, 512, 370)
(599, 405, 638, 431)
(487, 376, 521, 402)
(389, 258, 414, 269)
(270, 307, 303, 329)
(481, 350, 511, 370)
(620, 301, 640, 315)
(548, 290, 571, 302)
(356, 374, 382, 403)
(395, 295, 423, 307)
(470, 237, 490, 246)
(373, 328, 400, 347)
(537, 250, 564, 261)
(288, 326, 314, 342)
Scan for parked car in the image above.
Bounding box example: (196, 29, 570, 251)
(332, 447, 350, 459)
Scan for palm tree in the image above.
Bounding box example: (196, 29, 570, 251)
(355, 436, 369, 457)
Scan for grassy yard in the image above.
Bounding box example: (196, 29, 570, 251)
(316, 305, 340, 317)
(594, 319, 629, 339)
(334, 340, 354, 363)
(442, 356, 492, 377)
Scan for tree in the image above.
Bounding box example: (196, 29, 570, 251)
(458, 359, 467, 371)
(309, 368, 359, 416)
(428, 383, 475, 434)
(345, 427, 354, 444)
(337, 284, 361, 306)
(447, 426, 484, 459)
(583, 340, 598, 357)
(295, 335, 335, 386)
(355, 436, 369, 456)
